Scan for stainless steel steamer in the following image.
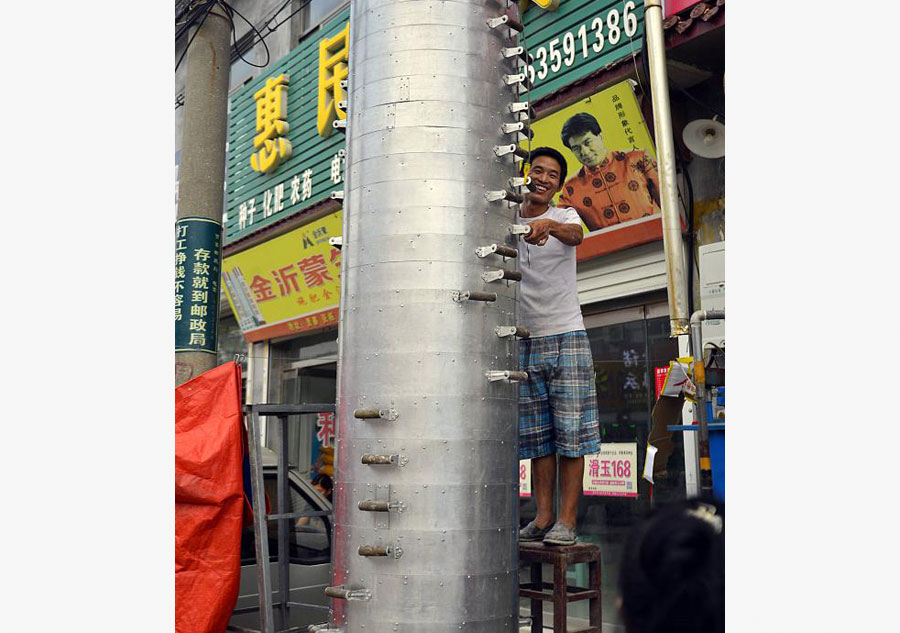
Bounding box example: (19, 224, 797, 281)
(329, 2, 532, 631)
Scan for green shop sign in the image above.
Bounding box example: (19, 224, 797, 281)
(523, 0, 646, 101)
(225, 7, 350, 245)
(175, 218, 222, 353)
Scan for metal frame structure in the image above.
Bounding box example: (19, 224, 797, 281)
(227, 402, 337, 633)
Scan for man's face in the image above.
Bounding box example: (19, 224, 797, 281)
(567, 130, 607, 168)
(526, 155, 563, 206)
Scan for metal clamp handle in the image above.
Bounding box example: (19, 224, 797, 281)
(353, 408, 399, 421)
(358, 500, 406, 513)
(485, 190, 524, 204)
(358, 544, 403, 559)
(508, 101, 535, 117)
(475, 243, 518, 259)
(451, 290, 497, 303)
(481, 268, 522, 283)
(325, 586, 371, 601)
(485, 370, 529, 383)
(493, 144, 530, 160)
(495, 325, 531, 339)
(361, 453, 407, 466)
(508, 224, 533, 236)
(487, 15, 524, 32)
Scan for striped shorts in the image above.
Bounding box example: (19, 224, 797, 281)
(518, 330, 601, 459)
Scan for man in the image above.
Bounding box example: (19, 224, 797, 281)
(516, 147, 601, 546)
(558, 112, 661, 232)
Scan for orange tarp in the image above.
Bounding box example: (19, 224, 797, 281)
(175, 362, 244, 633)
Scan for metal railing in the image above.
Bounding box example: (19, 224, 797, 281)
(227, 402, 336, 633)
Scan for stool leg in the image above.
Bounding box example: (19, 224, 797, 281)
(589, 557, 602, 630)
(553, 557, 567, 633)
(530, 563, 543, 633)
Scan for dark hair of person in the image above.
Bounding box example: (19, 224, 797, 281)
(312, 473, 333, 494)
(619, 498, 725, 633)
(527, 146, 568, 186)
(560, 112, 602, 149)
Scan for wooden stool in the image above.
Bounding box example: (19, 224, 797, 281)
(519, 542, 602, 633)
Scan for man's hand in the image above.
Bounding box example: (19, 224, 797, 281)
(524, 219, 554, 245)
(524, 219, 584, 247)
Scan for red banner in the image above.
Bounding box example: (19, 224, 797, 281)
(175, 362, 245, 633)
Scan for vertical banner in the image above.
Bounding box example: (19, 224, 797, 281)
(654, 366, 670, 401)
(175, 218, 222, 353)
(519, 459, 532, 497)
(583, 442, 639, 497)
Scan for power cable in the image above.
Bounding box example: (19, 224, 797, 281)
(175, 0, 215, 72)
(218, 0, 272, 69)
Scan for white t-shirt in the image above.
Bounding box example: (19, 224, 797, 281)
(516, 205, 586, 338)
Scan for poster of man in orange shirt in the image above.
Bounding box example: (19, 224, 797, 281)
(559, 111, 660, 231)
(528, 81, 664, 256)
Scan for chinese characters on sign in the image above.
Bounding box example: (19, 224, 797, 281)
(317, 22, 349, 137)
(655, 366, 669, 401)
(519, 459, 532, 497)
(222, 211, 342, 343)
(175, 218, 221, 353)
(583, 442, 638, 497)
(251, 74, 293, 174)
(237, 154, 343, 231)
(316, 412, 336, 448)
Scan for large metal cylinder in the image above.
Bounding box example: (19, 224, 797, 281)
(332, 1, 525, 630)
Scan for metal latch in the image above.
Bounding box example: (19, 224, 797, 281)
(508, 176, 531, 190)
(485, 189, 524, 204)
(475, 243, 518, 259)
(353, 408, 400, 421)
(451, 290, 497, 303)
(485, 370, 529, 383)
(358, 543, 403, 559)
(358, 499, 406, 513)
(324, 586, 371, 601)
(481, 268, 522, 283)
(508, 224, 533, 236)
(495, 325, 531, 339)
(329, 236, 343, 249)
(493, 144, 529, 160)
(361, 453, 408, 467)
(500, 122, 533, 140)
(487, 15, 524, 33)
(330, 190, 344, 200)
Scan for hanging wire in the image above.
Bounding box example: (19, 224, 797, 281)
(217, 0, 272, 68)
(175, 0, 216, 72)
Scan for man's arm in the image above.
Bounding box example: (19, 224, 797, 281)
(524, 218, 584, 246)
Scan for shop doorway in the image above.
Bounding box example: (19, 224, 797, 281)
(267, 332, 338, 480)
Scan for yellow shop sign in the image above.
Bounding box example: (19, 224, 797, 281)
(222, 211, 342, 342)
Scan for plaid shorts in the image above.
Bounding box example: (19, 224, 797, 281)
(519, 330, 601, 459)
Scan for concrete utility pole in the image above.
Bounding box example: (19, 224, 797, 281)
(175, 2, 232, 386)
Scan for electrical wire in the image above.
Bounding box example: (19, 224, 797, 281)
(218, 0, 272, 69)
(175, 0, 216, 72)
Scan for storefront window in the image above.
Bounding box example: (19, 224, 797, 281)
(267, 331, 338, 481)
(519, 306, 686, 628)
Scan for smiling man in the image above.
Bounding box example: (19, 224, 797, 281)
(516, 147, 601, 546)
(558, 112, 661, 232)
